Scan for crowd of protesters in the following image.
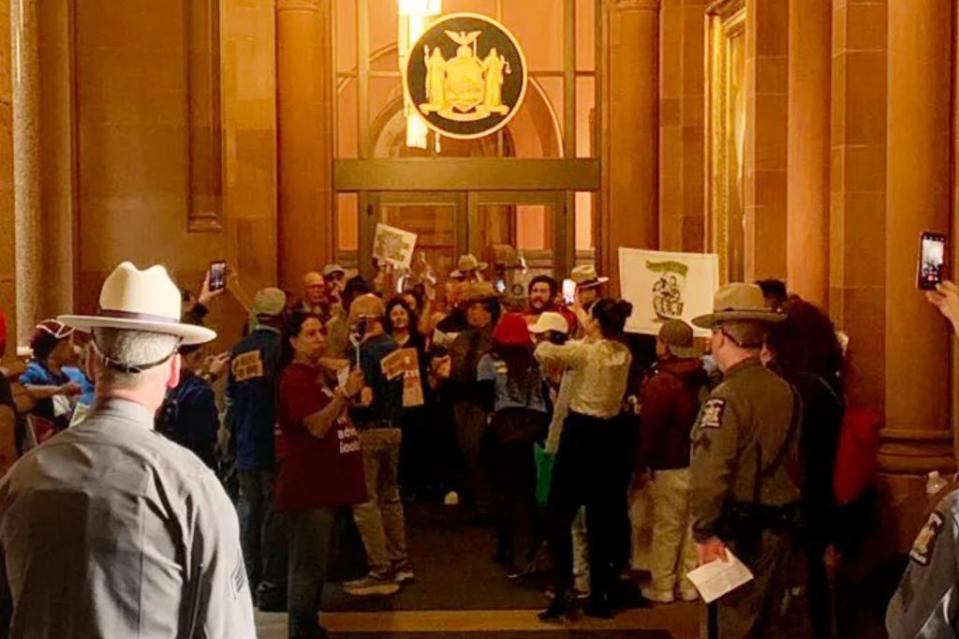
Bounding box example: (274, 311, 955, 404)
(0, 249, 940, 639)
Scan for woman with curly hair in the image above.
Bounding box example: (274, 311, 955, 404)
(762, 299, 845, 639)
(384, 296, 434, 500)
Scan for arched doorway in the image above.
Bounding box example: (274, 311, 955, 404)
(332, 1, 600, 285)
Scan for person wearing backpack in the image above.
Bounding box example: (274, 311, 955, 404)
(762, 299, 845, 639)
(634, 319, 709, 604)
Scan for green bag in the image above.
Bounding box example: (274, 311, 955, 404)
(534, 444, 555, 507)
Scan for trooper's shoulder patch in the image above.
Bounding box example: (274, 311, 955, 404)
(910, 511, 945, 566)
(699, 398, 726, 429)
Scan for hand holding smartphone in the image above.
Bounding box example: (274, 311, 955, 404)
(917, 232, 946, 291)
(209, 260, 227, 293)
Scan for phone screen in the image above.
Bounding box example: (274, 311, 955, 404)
(562, 279, 576, 305)
(209, 261, 227, 292)
(918, 233, 946, 291)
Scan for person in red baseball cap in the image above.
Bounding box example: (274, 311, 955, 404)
(477, 312, 549, 578)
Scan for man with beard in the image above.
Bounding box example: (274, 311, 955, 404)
(524, 275, 576, 336)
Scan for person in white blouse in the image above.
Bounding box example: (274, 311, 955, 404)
(535, 297, 634, 621)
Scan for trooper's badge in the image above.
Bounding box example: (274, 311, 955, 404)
(405, 13, 528, 140)
(699, 398, 726, 429)
(910, 512, 945, 566)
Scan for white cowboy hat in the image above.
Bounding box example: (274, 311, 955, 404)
(570, 264, 609, 289)
(450, 254, 489, 279)
(59, 262, 217, 345)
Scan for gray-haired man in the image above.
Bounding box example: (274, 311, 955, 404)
(0, 262, 255, 638)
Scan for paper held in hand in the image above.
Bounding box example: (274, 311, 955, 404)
(685, 550, 754, 604)
(373, 223, 418, 269)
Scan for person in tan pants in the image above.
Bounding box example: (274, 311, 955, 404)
(634, 320, 709, 603)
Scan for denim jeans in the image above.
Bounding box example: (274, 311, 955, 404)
(351, 428, 409, 575)
(287, 507, 336, 639)
(237, 470, 287, 595)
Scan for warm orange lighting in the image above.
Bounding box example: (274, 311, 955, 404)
(398, 0, 441, 149)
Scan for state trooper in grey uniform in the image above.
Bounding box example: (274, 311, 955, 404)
(0, 262, 256, 638)
(690, 283, 810, 639)
(889, 281, 959, 637)
(887, 487, 959, 638)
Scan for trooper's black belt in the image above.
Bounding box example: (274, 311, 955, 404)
(722, 500, 803, 533)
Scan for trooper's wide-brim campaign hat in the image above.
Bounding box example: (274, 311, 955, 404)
(59, 262, 217, 345)
(691, 283, 786, 329)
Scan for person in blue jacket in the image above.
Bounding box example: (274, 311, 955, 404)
(226, 287, 287, 609)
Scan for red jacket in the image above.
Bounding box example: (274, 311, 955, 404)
(636, 357, 708, 471)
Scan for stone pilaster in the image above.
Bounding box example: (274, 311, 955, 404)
(11, 0, 38, 346)
(602, 0, 660, 294)
(0, 0, 15, 358)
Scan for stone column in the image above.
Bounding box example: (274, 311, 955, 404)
(659, 0, 705, 253)
(829, 0, 887, 415)
(276, 0, 334, 290)
(882, 0, 953, 476)
(786, 0, 829, 306)
(602, 0, 659, 295)
(11, 0, 38, 347)
(743, 0, 788, 281)
(0, 0, 16, 359)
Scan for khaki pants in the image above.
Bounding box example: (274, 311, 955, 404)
(629, 483, 653, 571)
(648, 467, 698, 596)
(352, 428, 409, 575)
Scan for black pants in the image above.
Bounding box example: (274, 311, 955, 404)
(485, 408, 545, 563)
(399, 405, 434, 495)
(548, 411, 622, 601)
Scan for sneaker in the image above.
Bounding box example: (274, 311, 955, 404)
(641, 587, 675, 604)
(394, 563, 415, 585)
(343, 573, 400, 596)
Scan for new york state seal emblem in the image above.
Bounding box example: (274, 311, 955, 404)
(405, 13, 528, 140)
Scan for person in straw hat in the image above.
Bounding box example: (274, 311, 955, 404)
(446, 281, 502, 513)
(0, 262, 256, 637)
(687, 283, 809, 638)
(569, 264, 610, 313)
(450, 253, 489, 283)
(633, 319, 709, 604)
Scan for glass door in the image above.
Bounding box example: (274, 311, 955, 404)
(364, 191, 468, 290)
(468, 191, 569, 280)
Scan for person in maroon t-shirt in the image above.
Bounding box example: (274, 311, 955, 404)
(276, 311, 367, 639)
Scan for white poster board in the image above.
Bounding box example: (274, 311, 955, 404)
(373, 223, 418, 269)
(618, 248, 719, 337)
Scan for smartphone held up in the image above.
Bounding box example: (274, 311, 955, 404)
(917, 233, 946, 291)
(209, 260, 227, 292)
